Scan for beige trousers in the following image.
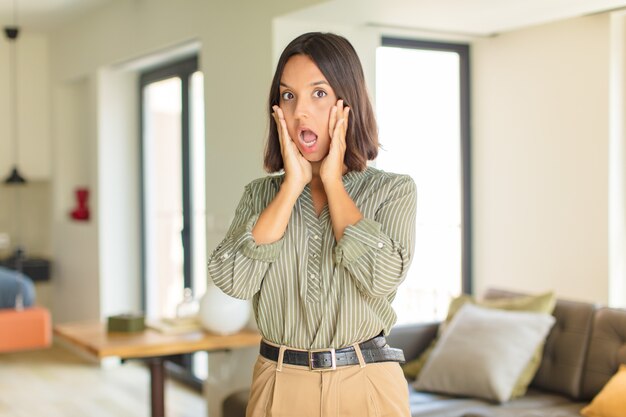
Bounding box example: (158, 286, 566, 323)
(245, 350, 411, 417)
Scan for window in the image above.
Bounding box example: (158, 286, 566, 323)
(375, 38, 472, 324)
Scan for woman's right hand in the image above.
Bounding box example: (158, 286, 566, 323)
(272, 105, 312, 192)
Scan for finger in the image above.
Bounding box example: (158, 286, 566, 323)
(332, 118, 345, 144)
(336, 99, 344, 137)
(279, 118, 291, 145)
(332, 100, 344, 133)
(279, 120, 297, 163)
(272, 108, 280, 130)
(275, 107, 290, 140)
(343, 107, 350, 138)
(272, 106, 282, 133)
(272, 109, 285, 154)
(328, 105, 338, 138)
(275, 105, 285, 121)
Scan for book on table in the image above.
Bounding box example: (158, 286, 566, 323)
(146, 317, 202, 334)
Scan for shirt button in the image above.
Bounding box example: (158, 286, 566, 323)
(222, 252, 230, 260)
(309, 273, 316, 279)
(377, 242, 384, 249)
(313, 234, 320, 240)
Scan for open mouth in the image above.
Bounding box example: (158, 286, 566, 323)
(299, 128, 318, 148)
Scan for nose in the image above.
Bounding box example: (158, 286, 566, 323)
(294, 97, 311, 120)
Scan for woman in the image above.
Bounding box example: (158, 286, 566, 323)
(208, 32, 416, 417)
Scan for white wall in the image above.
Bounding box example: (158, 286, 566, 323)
(0, 182, 51, 258)
(97, 68, 141, 317)
(609, 11, 626, 307)
(0, 32, 52, 268)
(0, 32, 51, 180)
(51, 76, 101, 323)
(472, 14, 610, 303)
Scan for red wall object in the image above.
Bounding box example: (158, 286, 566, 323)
(70, 187, 90, 221)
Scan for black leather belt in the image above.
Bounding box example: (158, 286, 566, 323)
(259, 334, 405, 371)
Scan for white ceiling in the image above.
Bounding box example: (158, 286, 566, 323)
(1, 0, 626, 35)
(284, 0, 626, 37)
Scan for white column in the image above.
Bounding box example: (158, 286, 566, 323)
(609, 11, 626, 307)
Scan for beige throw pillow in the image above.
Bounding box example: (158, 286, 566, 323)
(414, 303, 556, 403)
(403, 291, 555, 398)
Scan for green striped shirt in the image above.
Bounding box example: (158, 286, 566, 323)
(208, 166, 417, 349)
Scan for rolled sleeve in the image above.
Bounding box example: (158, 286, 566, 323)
(208, 184, 284, 299)
(241, 214, 285, 260)
(334, 218, 383, 265)
(334, 176, 417, 298)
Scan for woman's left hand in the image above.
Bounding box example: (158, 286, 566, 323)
(320, 99, 350, 185)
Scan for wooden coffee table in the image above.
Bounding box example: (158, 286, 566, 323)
(54, 322, 260, 417)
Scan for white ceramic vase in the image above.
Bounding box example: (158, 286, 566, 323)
(198, 283, 251, 335)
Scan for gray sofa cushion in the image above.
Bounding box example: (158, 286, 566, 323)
(461, 402, 585, 417)
(531, 298, 596, 400)
(408, 387, 583, 417)
(580, 307, 626, 400)
(484, 289, 596, 400)
(388, 321, 440, 362)
(408, 384, 495, 417)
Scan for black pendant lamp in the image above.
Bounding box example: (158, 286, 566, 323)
(4, 14, 27, 184)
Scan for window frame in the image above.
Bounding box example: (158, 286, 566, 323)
(380, 37, 473, 294)
(138, 56, 198, 305)
(138, 56, 202, 390)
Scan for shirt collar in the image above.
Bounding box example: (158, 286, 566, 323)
(275, 165, 375, 187)
(342, 166, 374, 186)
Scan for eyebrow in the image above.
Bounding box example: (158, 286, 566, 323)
(279, 80, 330, 89)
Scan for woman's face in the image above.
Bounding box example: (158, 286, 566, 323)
(278, 54, 338, 163)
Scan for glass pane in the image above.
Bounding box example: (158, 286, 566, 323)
(190, 71, 208, 381)
(190, 71, 207, 300)
(143, 77, 184, 320)
(376, 46, 463, 324)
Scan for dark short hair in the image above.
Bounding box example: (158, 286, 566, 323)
(264, 32, 378, 173)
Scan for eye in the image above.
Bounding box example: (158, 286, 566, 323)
(281, 91, 294, 101)
(313, 89, 327, 99)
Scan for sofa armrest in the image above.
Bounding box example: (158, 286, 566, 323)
(387, 322, 439, 362)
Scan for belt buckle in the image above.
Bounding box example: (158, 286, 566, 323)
(308, 348, 336, 371)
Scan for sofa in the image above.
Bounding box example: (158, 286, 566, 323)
(389, 288, 626, 417)
(222, 289, 626, 417)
